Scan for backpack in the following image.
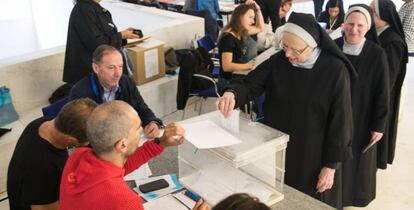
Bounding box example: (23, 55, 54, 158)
(164, 47, 179, 75)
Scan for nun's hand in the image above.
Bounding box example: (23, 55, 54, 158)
(216, 92, 236, 118)
(316, 167, 335, 193)
(370, 131, 383, 144)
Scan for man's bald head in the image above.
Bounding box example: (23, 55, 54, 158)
(86, 101, 141, 155)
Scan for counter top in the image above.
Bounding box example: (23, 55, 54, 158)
(0, 0, 203, 68)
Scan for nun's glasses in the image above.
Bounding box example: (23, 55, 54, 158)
(282, 42, 309, 56)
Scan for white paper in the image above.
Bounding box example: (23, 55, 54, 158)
(144, 48, 159, 78)
(251, 47, 277, 70)
(329, 27, 343, 40)
(123, 163, 151, 180)
(235, 47, 278, 75)
(220, 109, 240, 134)
(143, 195, 188, 210)
(172, 191, 197, 209)
(182, 120, 241, 149)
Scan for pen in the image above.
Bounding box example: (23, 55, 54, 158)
(249, 101, 253, 122)
(244, 104, 248, 118)
(184, 190, 201, 202)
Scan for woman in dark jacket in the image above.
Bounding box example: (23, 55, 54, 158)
(63, 0, 140, 84)
(317, 0, 344, 31)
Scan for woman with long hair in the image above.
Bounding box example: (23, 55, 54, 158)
(217, 0, 264, 83)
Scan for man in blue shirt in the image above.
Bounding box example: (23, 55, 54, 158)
(69, 45, 163, 139)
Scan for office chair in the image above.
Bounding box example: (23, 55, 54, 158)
(182, 74, 220, 119)
(41, 96, 69, 118)
(197, 35, 220, 78)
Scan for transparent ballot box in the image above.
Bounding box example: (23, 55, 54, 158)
(178, 111, 289, 206)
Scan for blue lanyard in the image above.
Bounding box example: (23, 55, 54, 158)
(89, 74, 102, 104)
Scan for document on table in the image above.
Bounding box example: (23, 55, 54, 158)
(143, 194, 188, 210)
(172, 191, 197, 209)
(182, 120, 241, 149)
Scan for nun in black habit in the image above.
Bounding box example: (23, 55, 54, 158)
(334, 4, 390, 207)
(371, 0, 409, 169)
(216, 12, 355, 209)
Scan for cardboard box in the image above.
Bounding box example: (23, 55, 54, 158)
(127, 39, 166, 85)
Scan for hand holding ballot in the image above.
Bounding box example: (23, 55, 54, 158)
(216, 92, 236, 118)
(158, 123, 185, 147)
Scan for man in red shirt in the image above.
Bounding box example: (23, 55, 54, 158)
(59, 100, 185, 210)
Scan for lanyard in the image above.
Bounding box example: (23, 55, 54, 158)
(329, 18, 338, 30)
(89, 74, 102, 104)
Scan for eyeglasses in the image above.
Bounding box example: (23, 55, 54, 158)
(281, 42, 309, 56)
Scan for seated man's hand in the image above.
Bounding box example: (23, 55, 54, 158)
(144, 122, 160, 139)
(192, 199, 209, 210)
(159, 123, 185, 147)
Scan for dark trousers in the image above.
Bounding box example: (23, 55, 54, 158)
(313, 0, 325, 18)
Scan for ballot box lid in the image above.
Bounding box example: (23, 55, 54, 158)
(180, 111, 289, 167)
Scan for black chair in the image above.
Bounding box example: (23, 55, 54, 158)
(197, 35, 220, 78)
(187, 74, 220, 117)
(41, 96, 69, 118)
(176, 48, 220, 119)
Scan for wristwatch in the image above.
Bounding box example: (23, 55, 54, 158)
(154, 137, 161, 145)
